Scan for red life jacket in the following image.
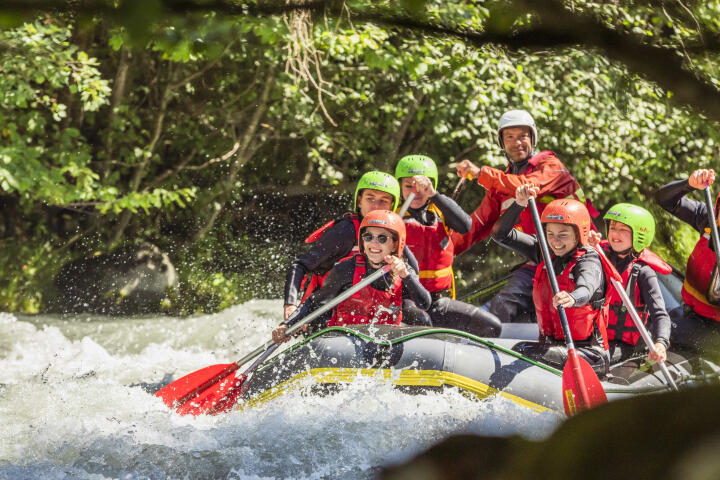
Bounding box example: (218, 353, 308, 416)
(299, 213, 360, 303)
(402, 203, 454, 295)
(682, 231, 720, 321)
(329, 254, 403, 327)
(532, 247, 614, 349)
(605, 244, 673, 345)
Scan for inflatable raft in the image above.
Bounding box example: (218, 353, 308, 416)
(238, 324, 720, 413)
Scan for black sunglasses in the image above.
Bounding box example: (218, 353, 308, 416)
(361, 233, 392, 244)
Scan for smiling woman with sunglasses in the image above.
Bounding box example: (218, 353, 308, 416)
(272, 210, 431, 343)
(281, 171, 420, 324)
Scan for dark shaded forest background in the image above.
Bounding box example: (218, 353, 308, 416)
(1, 0, 719, 314)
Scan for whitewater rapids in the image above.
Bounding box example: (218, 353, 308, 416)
(0, 301, 561, 479)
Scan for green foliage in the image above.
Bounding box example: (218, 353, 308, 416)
(0, 240, 71, 313)
(1, 3, 719, 313)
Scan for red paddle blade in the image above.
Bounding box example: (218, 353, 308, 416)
(562, 354, 607, 416)
(155, 363, 239, 410)
(175, 371, 248, 416)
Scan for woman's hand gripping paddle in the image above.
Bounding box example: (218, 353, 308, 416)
(527, 197, 607, 416)
(155, 264, 392, 415)
(608, 278, 678, 391)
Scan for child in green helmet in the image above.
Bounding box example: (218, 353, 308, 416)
(394, 154, 502, 336)
(587, 203, 672, 363)
(282, 171, 418, 321)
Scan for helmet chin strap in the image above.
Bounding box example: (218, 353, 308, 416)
(367, 257, 386, 268)
(614, 246, 634, 257)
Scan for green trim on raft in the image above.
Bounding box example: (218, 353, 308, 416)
(461, 278, 510, 303)
(258, 326, 564, 376)
(256, 326, 720, 394)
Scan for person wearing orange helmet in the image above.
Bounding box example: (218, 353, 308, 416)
(282, 171, 419, 323)
(655, 168, 720, 353)
(454, 110, 598, 324)
(272, 211, 431, 342)
(491, 184, 615, 374)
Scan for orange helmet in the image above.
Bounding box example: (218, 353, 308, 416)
(541, 199, 592, 246)
(359, 210, 406, 256)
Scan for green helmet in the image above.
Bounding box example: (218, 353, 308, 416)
(603, 203, 656, 252)
(353, 171, 400, 211)
(394, 155, 439, 189)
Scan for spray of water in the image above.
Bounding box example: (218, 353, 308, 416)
(0, 302, 561, 479)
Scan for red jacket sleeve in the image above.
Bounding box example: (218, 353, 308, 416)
(477, 154, 581, 201)
(450, 192, 501, 255)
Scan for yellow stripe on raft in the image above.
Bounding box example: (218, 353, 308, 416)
(418, 266, 453, 279)
(239, 368, 552, 413)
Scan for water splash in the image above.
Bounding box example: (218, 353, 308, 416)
(0, 301, 561, 479)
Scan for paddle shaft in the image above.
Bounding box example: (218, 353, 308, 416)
(451, 177, 467, 201)
(609, 278, 678, 391)
(527, 197, 592, 407)
(238, 264, 393, 368)
(704, 187, 720, 268)
(398, 192, 415, 217)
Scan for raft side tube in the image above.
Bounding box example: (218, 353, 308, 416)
(238, 326, 720, 412)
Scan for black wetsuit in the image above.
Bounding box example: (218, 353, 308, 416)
(602, 247, 671, 362)
(283, 255, 431, 331)
(284, 213, 419, 307)
(655, 179, 720, 352)
(488, 157, 537, 324)
(492, 202, 609, 374)
(402, 194, 502, 337)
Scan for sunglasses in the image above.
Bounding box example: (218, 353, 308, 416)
(361, 233, 393, 244)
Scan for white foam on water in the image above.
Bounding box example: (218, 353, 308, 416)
(0, 301, 562, 479)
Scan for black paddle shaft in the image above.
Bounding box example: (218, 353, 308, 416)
(451, 177, 467, 201)
(704, 187, 720, 267)
(528, 197, 576, 350)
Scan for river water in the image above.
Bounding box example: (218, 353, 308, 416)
(0, 300, 562, 479)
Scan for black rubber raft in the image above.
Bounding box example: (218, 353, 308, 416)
(238, 325, 720, 414)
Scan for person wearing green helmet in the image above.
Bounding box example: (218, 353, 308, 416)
(282, 171, 417, 321)
(587, 203, 672, 363)
(395, 154, 501, 336)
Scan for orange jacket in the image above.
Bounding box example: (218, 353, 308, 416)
(452, 151, 597, 255)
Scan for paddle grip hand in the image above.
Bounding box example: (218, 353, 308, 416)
(271, 324, 302, 344)
(689, 169, 715, 189)
(410, 175, 436, 198)
(648, 343, 667, 363)
(587, 230, 602, 249)
(514, 183, 539, 207)
(552, 291, 576, 309)
(456, 160, 481, 180)
(385, 255, 408, 278)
